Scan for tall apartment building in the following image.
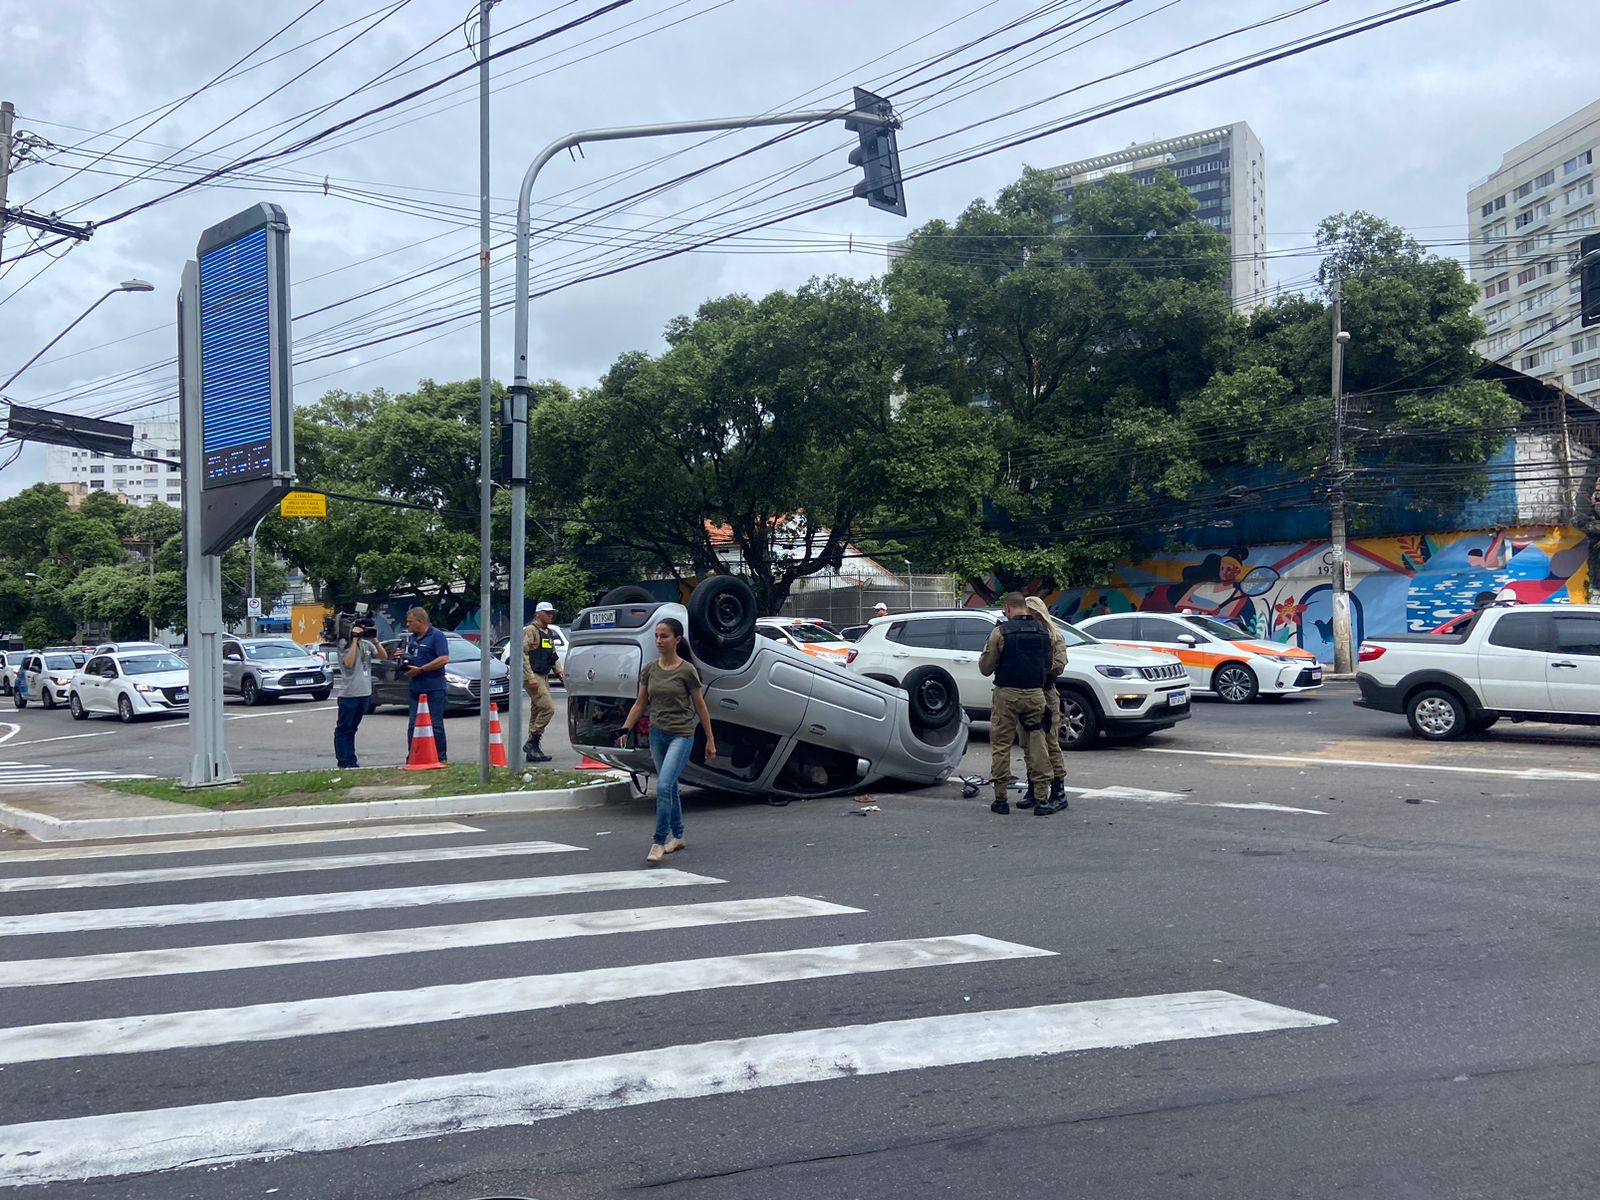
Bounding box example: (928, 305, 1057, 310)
(1468, 99, 1600, 407)
(44, 420, 183, 508)
(1045, 122, 1268, 311)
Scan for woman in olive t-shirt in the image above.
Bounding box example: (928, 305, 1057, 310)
(621, 617, 717, 863)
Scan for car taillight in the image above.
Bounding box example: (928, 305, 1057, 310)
(1357, 644, 1385, 662)
(845, 649, 858, 664)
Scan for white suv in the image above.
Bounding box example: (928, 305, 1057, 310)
(846, 609, 1191, 749)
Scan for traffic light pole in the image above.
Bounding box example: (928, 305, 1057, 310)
(506, 99, 901, 755)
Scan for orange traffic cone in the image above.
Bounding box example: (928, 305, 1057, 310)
(404, 693, 447, 771)
(487, 702, 509, 768)
(577, 752, 611, 770)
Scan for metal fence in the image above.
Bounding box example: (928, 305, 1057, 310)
(780, 574, 963, 627)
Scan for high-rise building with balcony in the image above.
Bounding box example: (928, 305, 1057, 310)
(1044, 122, 1268, 311)
(1468, 99, 1600, 407)
(44, 420, 183, 508)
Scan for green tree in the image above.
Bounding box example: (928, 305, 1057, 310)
(523, 561, 595, 619)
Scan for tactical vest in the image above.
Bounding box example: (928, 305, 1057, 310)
(993, 615, 1050, 690)
(526, 625, 557, 675)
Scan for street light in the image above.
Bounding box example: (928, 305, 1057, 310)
(0, 280, 156, 393)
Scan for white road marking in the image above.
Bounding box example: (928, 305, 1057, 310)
(0, 896, 860, 988)
(1073, 785, 1325, 816)
(0, 934, 1052, 1064)
(0, 730, 119, 748)
(0, 722, 17, 745)
(1140, 746, 1600, 783)
(0, 822, 485, 863)
(1207, 801, 1329, 815)
(0, 868, 724, 937)
(0, 762, 152, 787)
(0, 990, 1333, 1187)
(0, 839, 586, 893)
(226, 705, 337, 721)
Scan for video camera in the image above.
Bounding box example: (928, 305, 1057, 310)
(322, 603, 381, 645)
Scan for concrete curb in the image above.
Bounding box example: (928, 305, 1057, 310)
(0, 779, 634, 843)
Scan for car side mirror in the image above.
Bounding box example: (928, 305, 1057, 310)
(1177, 634, 1199, 646)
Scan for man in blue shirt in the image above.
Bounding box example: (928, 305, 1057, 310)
(403, 606, 451, 763)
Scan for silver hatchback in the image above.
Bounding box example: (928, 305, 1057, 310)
(565, 578, 968, 799)
(221, 637, 332, 705)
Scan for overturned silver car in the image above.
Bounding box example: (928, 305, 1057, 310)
(565, 578, 968, 799)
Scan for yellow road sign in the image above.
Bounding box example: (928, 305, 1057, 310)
(279, 491, 327, 518)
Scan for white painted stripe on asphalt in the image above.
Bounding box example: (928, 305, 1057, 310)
(226, 705, 338, 721)
(0, 934, 1052, 1064)
(1074, 786, 1324, 816)
(0, 868, 724, 937)
(0, 730, 118, 748)
(0, 840, 586, 893)
(0, 822, 485, 863)
(1140, 746, 1600, 782)
(0, 990, 1334, 1186)
(1207, 801, 1329, 815)
(0, 896, 860, 988)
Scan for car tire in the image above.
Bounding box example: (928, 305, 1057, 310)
(1058, 688, 1100, 750)
(12, 692, 25, 710)
(241, 677, 262, 706)
(311, 688, 332, 701)
(1469, 713, 1500, 734)
(901, 665, 961, 735)
(598, 585, 657, 605)
(1408, 687, 1467, 740)
(69, 693, 88, 721)
(41, 688, 55, 710)
(365, 697, 379, 715)
(1212, 662, 1259, 704)
(686, 576, 758, 670)
(117, 694, 136, 724)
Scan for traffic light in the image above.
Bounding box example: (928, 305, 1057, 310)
(845, 87, 905, 217)
(1581, 233, 1600, 329)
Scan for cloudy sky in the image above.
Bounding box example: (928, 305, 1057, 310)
(0, 0, 1590, 495)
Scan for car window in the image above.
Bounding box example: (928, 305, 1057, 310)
(222, 644, 243, 660)
(1139, 618, 1193, 642)
(885, 618, 954, 649)
(779, 624, 839, 644)
(1179, 614, 1248, 641)
(1553, 615, 1600, 657)
(1049, 618, 1097, 647)
(244, 642, 306, 661)
(949, 618, 992, 652)
(43, 654, 79, 670)
(446, 639, 486, 662)
(1487, 612, 1549, 652)
(756, 627, 785, 641)
(1088, 616, 1139, 639)
(121, 653, 188, 674)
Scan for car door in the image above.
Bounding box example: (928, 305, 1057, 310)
(1476, 610, 1554, 712)
(221, 641, 244, 693)
(945, 616, 998, 709)
(881, 618, 975, 707)
(1135, 616, 1217, 690)
(75, 656, 105, 711)
(1545, 612, 1600, 715)
(370, 639, 407, 707)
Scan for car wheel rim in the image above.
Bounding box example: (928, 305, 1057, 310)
(1416, 697, 1456, 735)
(119, 698, 132, 720)
(917, 678, 948, 714)
(1218, 669, 1251, 702)
(1063, 701, 1086, 742)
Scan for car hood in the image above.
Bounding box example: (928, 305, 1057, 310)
(1232, 640, 1315, 659)
(440, 660, 510, 680)
(1072, 643, 1182, 668)
(126, 670, 191, 688)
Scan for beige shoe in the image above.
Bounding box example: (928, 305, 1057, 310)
(663, 837, 686, 854)
(646, 842, 665, 863)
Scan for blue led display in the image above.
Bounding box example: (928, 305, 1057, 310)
(199, 227, 273, 484)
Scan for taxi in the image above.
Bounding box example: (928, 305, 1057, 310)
(1074, 611, 1323, 703)
(755, 617, 853, 664)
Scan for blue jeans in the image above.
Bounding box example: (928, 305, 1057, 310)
(649, 727, 692, 844)
(407, 688, 448, 762)
(334, 696, 368, 768)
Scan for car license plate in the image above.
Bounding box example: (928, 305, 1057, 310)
(589, 608, 616, 629)
(175, 688, 189, 702)
(1309, 668, 1323, 682)
(492, 681, 508, 692)
(1167, 691, 1188, 707)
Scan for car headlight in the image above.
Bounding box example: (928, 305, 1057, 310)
(1268, 655, 1303, 664)
(445, 672, 470, 687)
(134, 683, 160, 693)
(50, 675, 71, 685)
(1094, 664, 1140, 679)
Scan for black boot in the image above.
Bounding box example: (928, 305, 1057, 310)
(989, 788, 1010, 816)
(1034, 778, 1068, 816)
(526, 735, 552, 763)
(1016, 784, 1038, 810)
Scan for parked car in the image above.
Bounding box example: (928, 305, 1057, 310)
(1356, 603, 1600, 739)
(837, 624, 869, 643)
(0, 649, 22, 696)
(91, 641, 166, 656)
(846, 608, 1190, 749)
(69, 649, 190, 722)
(497, 624, 569, 682)
(372, 634, 511, 713)
(564, 580, 968, 799)
(755, 617, 853, 664)
(1074, 612, 1323, 704)
(11, 650, 86, 710)
(221, 636, 332, 704)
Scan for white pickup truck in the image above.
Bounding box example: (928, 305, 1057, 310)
(1355, 604, 1600, 739)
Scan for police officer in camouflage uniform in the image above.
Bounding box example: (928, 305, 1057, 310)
(1025, 594, 1069, 812)
(978, 592, 1063, 817)
(522, 601, 562, 763)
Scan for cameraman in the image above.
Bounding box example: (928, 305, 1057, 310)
(333, 617, 389, 769)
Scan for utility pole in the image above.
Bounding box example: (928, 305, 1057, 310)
(475, 0, 495, 783)
(506, 92, 905, 748)
(0, 101, 14, 270)
(1557, 376, 1576, 521)
(1329, 277, 1354, 675)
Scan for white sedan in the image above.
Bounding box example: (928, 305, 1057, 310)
(69, 649, 191, 722)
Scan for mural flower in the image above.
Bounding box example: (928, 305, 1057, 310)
(1274, 596, 1307, 626)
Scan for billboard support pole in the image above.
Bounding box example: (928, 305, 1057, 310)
(179, 260, 236, 788)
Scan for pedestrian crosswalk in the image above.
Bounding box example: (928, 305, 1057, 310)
(0, 821, 1336, 1189)
(0, 760, 152, 787)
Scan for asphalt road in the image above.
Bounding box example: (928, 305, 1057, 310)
(2, 685, 1600, 1198)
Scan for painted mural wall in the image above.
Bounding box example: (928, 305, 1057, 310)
(976, 526, 1592, 664)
